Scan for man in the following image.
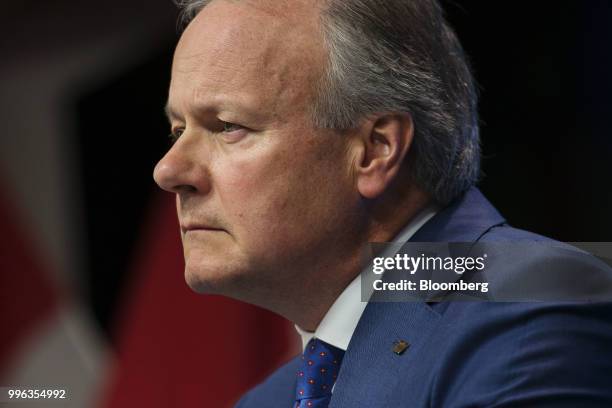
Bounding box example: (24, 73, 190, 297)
(153, 0, 612, 406)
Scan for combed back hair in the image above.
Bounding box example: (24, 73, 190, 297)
(174, 0, 480, 205)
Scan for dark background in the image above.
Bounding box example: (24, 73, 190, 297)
(2, 0, 611, 349)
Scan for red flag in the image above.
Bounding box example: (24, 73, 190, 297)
(0, 185, 60, 379)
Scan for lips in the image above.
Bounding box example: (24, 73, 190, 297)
(180, 224, 225, 234)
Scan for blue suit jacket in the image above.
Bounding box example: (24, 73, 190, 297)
(236, 188, 612, 407)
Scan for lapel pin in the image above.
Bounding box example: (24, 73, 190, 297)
(392, 340, 410, 355)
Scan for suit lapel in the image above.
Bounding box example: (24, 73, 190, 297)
(329, 301, 441, 407)
(329, 188, 506, 407)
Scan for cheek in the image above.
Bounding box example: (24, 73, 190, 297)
(213, 151, 300, 227)
(243, 152, 343, 218)
(209, 132, 354, 261)
(212, 152, 291, 233)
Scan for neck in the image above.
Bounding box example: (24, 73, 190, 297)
(288, 185, 431, 331)
(368, 183, 431, 243)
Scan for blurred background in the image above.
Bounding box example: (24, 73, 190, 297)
(0, 0, 610, 407)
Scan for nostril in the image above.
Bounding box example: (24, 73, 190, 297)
(177, 184, 198, 193)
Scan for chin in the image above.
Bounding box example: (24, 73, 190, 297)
(184, 267, 213, 293)
(183, 252, 249, 296)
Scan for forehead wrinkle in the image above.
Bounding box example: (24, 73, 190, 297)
(181, 47, 287, 114)
(183, 41, 291, 110)
(179, 8, 282, 77)
(173, 0, 326, 121)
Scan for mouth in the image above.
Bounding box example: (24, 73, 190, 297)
(181, 224, 225, 234)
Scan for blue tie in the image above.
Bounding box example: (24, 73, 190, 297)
(294, 338, 345, 408)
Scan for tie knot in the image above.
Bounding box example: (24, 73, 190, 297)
(295, 338, 345, 401)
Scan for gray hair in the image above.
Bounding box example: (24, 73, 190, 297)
(174, 0, 480, 205)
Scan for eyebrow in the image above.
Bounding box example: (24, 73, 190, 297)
(164, 103, 178, 123)
(164, 97, 265, 124)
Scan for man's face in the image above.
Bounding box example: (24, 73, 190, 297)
(154, 0, 362, 299)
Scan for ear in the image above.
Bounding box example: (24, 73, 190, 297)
(354, 113, 414, 199)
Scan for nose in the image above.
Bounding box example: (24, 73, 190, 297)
(153, 142, 210, 194)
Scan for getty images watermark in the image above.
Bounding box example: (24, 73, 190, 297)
(361, 242, 612, 302)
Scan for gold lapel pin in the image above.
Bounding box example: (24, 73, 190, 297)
(392, 340, 410, 355)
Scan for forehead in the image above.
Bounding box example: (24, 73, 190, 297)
(169, 0, 326, 118)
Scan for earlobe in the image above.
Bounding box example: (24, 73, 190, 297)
(355, 113, 414, 199)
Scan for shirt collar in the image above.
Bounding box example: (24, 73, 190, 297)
(295, 204, 439, 351)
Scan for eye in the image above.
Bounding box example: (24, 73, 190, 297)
(221, 121, 244, 133)
(219, 120, 248, 143)
(168, 127, 184, 144)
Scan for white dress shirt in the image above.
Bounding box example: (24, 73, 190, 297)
(295, 205, 438, 351)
